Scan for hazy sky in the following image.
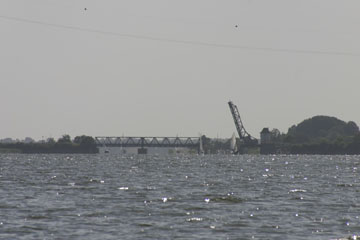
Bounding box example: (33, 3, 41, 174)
(1, 0, 359, 140)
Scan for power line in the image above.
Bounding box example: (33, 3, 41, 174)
(0, 14, 360, 57)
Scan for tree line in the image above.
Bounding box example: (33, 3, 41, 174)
(0, 135, 98, 154)
(262, 116, 360, 154)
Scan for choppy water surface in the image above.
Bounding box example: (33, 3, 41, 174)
(1, 154, 360, 239)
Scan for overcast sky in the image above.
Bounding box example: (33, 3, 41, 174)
(1, 0, 359, 140)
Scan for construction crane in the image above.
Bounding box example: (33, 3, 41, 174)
(228, 101, 258, 147)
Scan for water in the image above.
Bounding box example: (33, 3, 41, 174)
(1, 154, 360, 240)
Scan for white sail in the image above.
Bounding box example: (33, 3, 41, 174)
(230, 133, 238, 153)
(199, 134, 204, 155)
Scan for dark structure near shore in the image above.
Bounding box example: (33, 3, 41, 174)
(260, 128, 276, 154)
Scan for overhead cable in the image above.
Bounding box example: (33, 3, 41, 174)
(0, 14, 359, 57)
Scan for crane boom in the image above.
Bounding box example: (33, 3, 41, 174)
(228, 101, 258, 144)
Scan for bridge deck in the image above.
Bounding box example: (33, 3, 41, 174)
(95, 136, 200, 148)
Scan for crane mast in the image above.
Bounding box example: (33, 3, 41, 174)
(228, 101, 258, 145)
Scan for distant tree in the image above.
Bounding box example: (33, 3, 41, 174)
(345, 121, 360, 135)
(47, 138, 56, 144)
(346, 134, 360, 154)
(57, 135, 72, 144)
(24, 137, 35, 143)
(287, 125, 297, 135)
(270, 128, 282, 142)
(284, 116, 359, 144)
(73, 135, 95, 146)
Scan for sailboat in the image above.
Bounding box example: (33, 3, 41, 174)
(230, 133, 238, 154)
(199, 134, 204, 155)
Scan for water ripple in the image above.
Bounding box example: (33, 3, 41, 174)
(1, 154, 360, 239)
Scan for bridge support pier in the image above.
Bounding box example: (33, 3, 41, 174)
(138, 148, 148, 154)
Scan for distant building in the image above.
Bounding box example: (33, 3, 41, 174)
(260, 128, 271, 144)
(260, 128, 279, 154)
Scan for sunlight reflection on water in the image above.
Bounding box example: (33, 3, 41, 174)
(0, 154, 359, 239)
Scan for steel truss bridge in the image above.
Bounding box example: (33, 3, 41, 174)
(95, 136, 201, 149)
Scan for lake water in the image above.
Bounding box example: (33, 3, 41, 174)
(0, 154, 359, 239)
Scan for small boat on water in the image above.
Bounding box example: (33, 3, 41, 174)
(230, 133, 238, 154)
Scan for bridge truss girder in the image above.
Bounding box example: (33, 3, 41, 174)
(95, 136, 200, 149)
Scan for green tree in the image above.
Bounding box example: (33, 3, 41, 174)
(74, 135, 96, 146)
(57, 135, 72, 144)
(47, 138, 56, 144)
(284, 116, 359, 144)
